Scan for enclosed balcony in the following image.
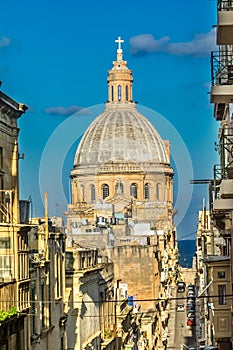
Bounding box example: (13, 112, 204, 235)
(213, 198, 233, 210)
(217, 0, 233, 45)
(211, 163, 233, 211)
(220, 179, 233, 198)
(210, 51, 233, 104)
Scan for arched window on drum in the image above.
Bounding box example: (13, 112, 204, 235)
(90, 184, 96, 202)
(130, 183, 137, 199)
(102, 184, 109, 199)
(80, 184, 85, 201)
(156, 183, 161, 200)
(144, 183, 149, 199)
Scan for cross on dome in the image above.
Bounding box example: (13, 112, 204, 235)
(115, 36, 124, 50)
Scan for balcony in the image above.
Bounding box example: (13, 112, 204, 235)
(220, 179, 233, 198)
(210, 51, 233, 104)
(213, 198, 233, 210)
(217, 0, 233, 45)
(210, 162, 233, 212)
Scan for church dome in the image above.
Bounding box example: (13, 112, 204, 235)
(74, 103, 169, 167)
(73, 37, 169, 170)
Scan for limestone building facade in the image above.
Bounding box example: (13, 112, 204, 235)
(65, 244, 115, 350)
(0, 84, 67, 350)
(0, 84, 30, 349)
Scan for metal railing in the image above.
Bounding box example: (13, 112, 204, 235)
(211, 51, 233, 86)
(213, 128, 233, 180)
(218, 0, 233, 11)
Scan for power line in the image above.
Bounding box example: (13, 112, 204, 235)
(2, 293, 233, 304)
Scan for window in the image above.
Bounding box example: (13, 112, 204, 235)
(0, 255, 12, 278)
(130, 183, 137, 198)
(111, 86, 114, 101)
(55, 240, 63, 299)
(102, 184, 109, 199)
(18, 282, 30, 311)
(118, 85, 122, 101)
(91, 184, 96, 201)
(218, 271, 226, 279)
(72, 222, 77, 228)
(56, 254, 60, 297)
(41, 282, 45, 329)
(144, 183, 149, 199)
(156, 183, 160, 200)
(31, 286, 36, 335)
(80, 185, 85, 201)
(81, 256, 85, 269)
(218, 284, 227, 305)
(126, 86, 129, 101)
(0, 237, 10, 249)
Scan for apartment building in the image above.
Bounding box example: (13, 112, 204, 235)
(0, 85, 31, 349)
(0, 84, 67, 350)
(65, 243, 116, 349)
(196, 1, 233, 349)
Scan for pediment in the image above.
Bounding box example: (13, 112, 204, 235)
(105, 194, 131, 211)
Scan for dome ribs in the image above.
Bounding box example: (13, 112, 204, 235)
(136, 111, 168, 164)
(73, 105, 170, 169)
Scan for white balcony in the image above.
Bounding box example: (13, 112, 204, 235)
(217, 10, 233, 45)
(213, 198, 233, 210)
(210, 85, 233, 103)
(220, 179, 233, 198)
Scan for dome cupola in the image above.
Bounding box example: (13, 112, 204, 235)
(107, 36, 133, 105)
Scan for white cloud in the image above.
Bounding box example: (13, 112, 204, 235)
(130, 34, 170, 55)
(44, 105, 90, 116)
(130, 29, 217, 57)
(0, 36, 10, 48)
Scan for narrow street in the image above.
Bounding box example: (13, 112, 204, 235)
(167, 288, 196, 350)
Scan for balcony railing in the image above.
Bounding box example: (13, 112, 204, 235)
(219, 128, 233, 178)
(211, 51, 233, 86)
(218, 0, 233, 11)
(213, 129, 233, 179)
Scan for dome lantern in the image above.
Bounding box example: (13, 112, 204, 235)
(107, 36, 134, 105)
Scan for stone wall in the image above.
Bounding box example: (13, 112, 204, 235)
(109, 245, 159, 311)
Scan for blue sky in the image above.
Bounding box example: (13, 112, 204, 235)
(0, 0, 219, 238)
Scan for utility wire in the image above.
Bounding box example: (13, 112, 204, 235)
(2, 293, 233, 304)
